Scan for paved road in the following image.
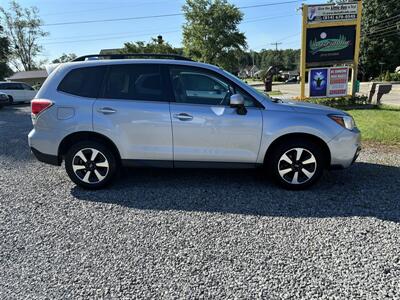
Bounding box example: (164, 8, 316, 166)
(265, 83, 400, 106)
(1, 105, 400, 299)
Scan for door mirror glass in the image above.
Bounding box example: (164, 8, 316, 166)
(230, 94, 244, 107)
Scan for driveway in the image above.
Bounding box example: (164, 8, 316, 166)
(267, 83, 400, 106)
(1, 105, 400, 299)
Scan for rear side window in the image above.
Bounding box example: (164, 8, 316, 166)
(0, 82, 23, 90)
(103, 64, 165, 101)
(58, 66, 106, 98)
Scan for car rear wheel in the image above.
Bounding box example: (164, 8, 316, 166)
(8, 96, 13, 104)
(65, 141, 118, 189)
(268, 139, 325, 190)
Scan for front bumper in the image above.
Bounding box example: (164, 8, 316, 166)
(328, 127, 361, 169)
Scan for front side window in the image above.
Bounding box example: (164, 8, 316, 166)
(58, 66, 106, 98)
(103, 64, 165, 101)
(22, 83, 34, 91)
(169, 67, 257, 107)
(170, 67, 232, 106)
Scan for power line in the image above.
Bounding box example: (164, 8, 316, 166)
(277, 33, 300, 42)
(368, 31, 400, 40)
(365, 23, 400, 36)
(369, 13, 400, 28)
(42, 14, 298, 45)
(41, 0, 301, 27)
(41, 0, 170, 17)
(42, 30, 181, 45)
(41, 26, 179, 41)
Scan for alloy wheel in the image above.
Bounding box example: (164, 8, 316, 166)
(72, 148, 109, 184)
(277, 148, 317, 185)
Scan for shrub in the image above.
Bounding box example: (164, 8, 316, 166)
(303, 96, 368, 108)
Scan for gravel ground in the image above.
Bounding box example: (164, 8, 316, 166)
(1, 105, 400, 299)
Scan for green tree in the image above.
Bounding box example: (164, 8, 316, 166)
(182, 0, 246, 72)
(0, 1, 48, 71)
(52, 53, 77, 63)
(121, 36, 182, 55)
(359, 0, 400, 80)
(0, 25, 12, 80)
(329, 0, 400, 80)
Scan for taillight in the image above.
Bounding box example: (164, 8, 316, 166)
(31, 99, 53, 116)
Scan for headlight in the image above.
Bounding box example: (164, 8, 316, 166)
(328, 114, 355, 130)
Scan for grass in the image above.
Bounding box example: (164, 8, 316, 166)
(267, 90, 283, 96)
(346, 106, 400, 144)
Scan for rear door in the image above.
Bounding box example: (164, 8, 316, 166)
(93, 63, 173, 163)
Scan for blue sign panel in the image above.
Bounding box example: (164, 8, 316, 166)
(309, 68, 328, 97)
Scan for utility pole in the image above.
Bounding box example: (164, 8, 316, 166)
(271, 42, 282, 51)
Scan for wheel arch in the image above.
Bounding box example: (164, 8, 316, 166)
(263, 133, 331, 168)
(58, 131, 121, 162)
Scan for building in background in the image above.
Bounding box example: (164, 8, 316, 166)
(6, 70, 48, 87)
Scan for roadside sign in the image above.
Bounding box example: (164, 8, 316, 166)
(328, 67, 349, 97)
(309, 67, 349, 98)
(307, 3, 358, 24)
(300, 1, 362, 99)
(309, 68, 328, 97)
(306, 26, 356, 66)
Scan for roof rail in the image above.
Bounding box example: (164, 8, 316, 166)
(72, 53, 193, 62)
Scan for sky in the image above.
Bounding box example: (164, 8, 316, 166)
(6, 0, 328, 62)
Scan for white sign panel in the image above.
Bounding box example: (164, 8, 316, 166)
(307, 3, 358, 24)
(327, 67, 349, 97)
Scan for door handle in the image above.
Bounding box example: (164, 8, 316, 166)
(173, 113, 193, 121)
(97, 107, 116, 114)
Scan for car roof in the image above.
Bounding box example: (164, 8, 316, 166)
(58, 59, 222, 73)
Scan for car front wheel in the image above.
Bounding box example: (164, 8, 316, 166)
(268, 139, 325, 190)
(65, 141, 118, 189)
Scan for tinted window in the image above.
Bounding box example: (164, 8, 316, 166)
(103, 64, 165, 101)
(170, 67, 232, 106)
(58, 66, 106, 98)
(1, 82, 23, 90)
(22, 83, 34, 91)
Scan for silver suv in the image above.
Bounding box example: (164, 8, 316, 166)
(28, 54, 361, 190)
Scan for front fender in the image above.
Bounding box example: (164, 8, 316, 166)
(257, 110, 343, 163)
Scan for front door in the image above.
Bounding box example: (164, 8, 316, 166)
(168, 66, 263, 164)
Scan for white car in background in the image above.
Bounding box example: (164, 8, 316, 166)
(0, 92, 9, 109)
(0, 81, 37, 104)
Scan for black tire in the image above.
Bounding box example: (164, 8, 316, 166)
(65, 141, 118, 189)
(267, 138, 325, 190)
(8, 96, 13, 105)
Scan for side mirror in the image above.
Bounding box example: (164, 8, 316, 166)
(230, 94, 244, 106)
(230, 94, 247, 115)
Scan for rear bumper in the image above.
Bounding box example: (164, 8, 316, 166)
(0, 97, 9, 105)
(31, 147, 61, 166)
(328, 128, 361, 169)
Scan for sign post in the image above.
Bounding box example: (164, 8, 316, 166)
(300, 1, 362, 99)
(351, 1, 363, 97)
